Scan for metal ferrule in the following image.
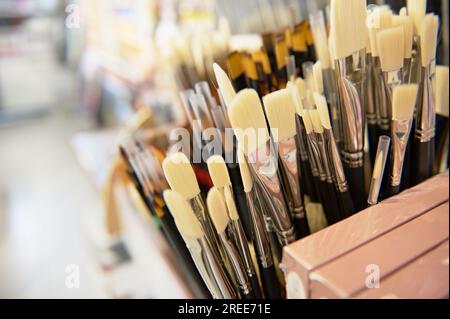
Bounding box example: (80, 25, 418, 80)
(218, 229, 251, 296)
(253, 181, 275, 233)
(410, 36, 422, 85)
(316, 133, 334, 184)
(335, 49, 366, 163)
(305, 133, 320, 177)
(383, 69, 404, 119)
(295, 115, 309, 161)
(324, 129, 348, 192)
(415, 64, 436, 142)
(365, 54, 376, 124)
(390, 119, 413, 187)
(189, 195, 224, 262)
(373, 57, 389, 131)
(199, 236, 237, 299)
(278, 136, 306, 220)
(229, 217, 257, 280)
(248, 141, 296, 246)
(245, 191, 273, 268)
(307, 132, 326, 181)
(403, 58, 413, 84)
(322, 68, 343, 144)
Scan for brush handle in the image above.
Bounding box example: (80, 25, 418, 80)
(326, 181, 341, 224)
(160, 210, 211, 298)
(412, 138, 433, 185)
(260, 265, 282, 299)
(368, 123, 378, 167)
(337, 189, 355, 219)
(345, 165, 366, 212)
(227, 161, 253, 241)
(249, 274, 262, 299)
(293, 215, 310, 239)
(429, 136, 436, 177)
(318, 179, 335, 224)
(301, 159, 318, 202)
(232, 74, 248, 92)
(388, 184, 401, 197)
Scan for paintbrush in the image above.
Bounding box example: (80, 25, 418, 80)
(392, 14, 414, 83)
(330, 0, 368, 212)
(412, 14, 439, 185)
(263, 88, 310, 237)
(207, 155, 261, 297)
(388, 84, 418, 196)
(237, 148, 282, 299)
(207, 188, 255, 299)
(228, 89, 296, 246)
(407, 0, 427, 85)
(164, 190, 236, 299)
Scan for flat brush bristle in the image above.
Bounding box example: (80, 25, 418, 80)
(206, 187, 230, 234)
(377, 26, 405, 72)
(263, 88, 297, 142)
(313, 61, 323, 94)
(237, 148, 253, 193)
(163, 190, 203, 238)
(213, 63, 236, 108)
(301, 110, 314, 134)
(372, 150, 384, 179)
(368, 7, 393, 57)
(309, 109, 324, 134)
(392, 84, 419, 120)
(407, 0, 427, 35)
(330, 0, 368, 59)
(420, 14, 439, 67)
(162, 152, 200, 199)
(207, 155, 230, 188)
(224, 187, 239, 221)
(392, 15, 414, 59)
(436, 66, 449, 117)
(287, 81, 304, 115)
(228, 89, 270, 156)
(313, 92, 332, 130)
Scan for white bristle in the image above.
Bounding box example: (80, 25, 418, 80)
(295, 77, 307, 100)
(392, 84, 418, 120)
(228, 89, 270, 156)
(213, 63, 236, 108)
(420, 14, 439, 67)
(224, 187, 239, 221)
(162, 152, 200, 199)
(287, 81, 304, 115)
(328, 31, 337, 65)
(436, 66, 449, 117)
(206, 187, 230, 234)
(379, 9, 393, 28)
(407, 0, 427, 35)
(237, 148, 253, 193)
(368, 7, 393, 57)
(163, 190, 203, 238)
(392, 15, 414, 59)
(330, 0, 368, 59)
(313, 92, 332, 130)
(313, 61, 324, 94)
(309, 109, 324, 134)
(263, 88, 297, 142)
(309, 11, 331, 69)
(372, 150, 384, 179)
(301, 110, 314, 134)
(207, 155, 230, 188)
(377, 26, 405, 72)
(399, 7, 407, 17)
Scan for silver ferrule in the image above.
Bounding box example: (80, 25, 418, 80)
(295, 115, 309, 160)
(307, 132, 326, 181)
(253, 181, 275, 233)
(324, 129, 348, 192)
(365, 54, 376, 123)
(322, 68, 343, 144)
(316, 133, 334, 184)
(373, 57, 389, 131)
(415, 64, 436, 142)
(189, 195, 224, 262)
(383, 69, 404, 119)
(367, 177, 382, 206)
(278, 136, 306, 220)
(248, 141, 296, 246)
(229, 217, 257, 279)
(199, 236, 237, 299)
(410, 35, 422, 85)
(218, 230, 251, 295)
(245, 191, 273, 268)
(403, 58, 413, 84)
(335, 49, 366, 156)
(390, 119, 413, 186)
(305, 132, 320, 177)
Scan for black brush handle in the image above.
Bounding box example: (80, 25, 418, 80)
(345, 165, 366, 212)
(241, 289, 257, 299)
(160, 210, 211, 298)
(249, 274, 262, 299)
(227, 161, 253, 241)
(429, 136, 436, 177)
(268, 231, 282, 262)
(260, 265, 282, 299)
(412, 138, 433, 185)
(368, 123, 378, 166)
(293, 214, 310, 239)
(326, 181, 341, 224)
(388, 184, 401, 197)
(232, 74, 248, 91)
(318, 179, 335, 224)
(302, 159, 318, 202)
(337, 189, 355, 219)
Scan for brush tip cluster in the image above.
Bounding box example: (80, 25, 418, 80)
(376, 26, 404, 72)
(420, 14, 439, 67)
(228, 89, 270, 156)
(163, 190, 203, 239)
(224, 187, 240, 221)
(392, 84, 419, 120)
(162, 152, 200, 199)
(207, 187, 230, 234)
(392, 15, 414, 59)
(262, 88, 297, 142)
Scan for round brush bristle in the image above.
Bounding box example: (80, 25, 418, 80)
(224, 187, 240, 221)
(206, 187, 230, 234)
(237, 148, 253, 193)
(207, 155, 230, 188)
(263, 88, 297, 142)
(162, 152, 200, 200)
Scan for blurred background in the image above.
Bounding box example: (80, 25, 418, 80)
(0, 0, 448, 298)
